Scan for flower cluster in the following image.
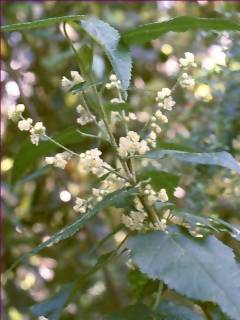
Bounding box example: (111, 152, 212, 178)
(179, 52, 196, 89)
(105, 74, 124, 104)
(62, 71, 84, 89)
(79, 148, 112, 177)
(8, 104, 25, 122)
(45, 152, 72, 169)
(76, 104, 95, 126)
(118, 131, 149, 158)
(73, 197, 89, 214)
(180, 73, 195, 88)
(143, 184, 169, 204)
(121, 209, 167, 232)
(8, 104, 46, 146)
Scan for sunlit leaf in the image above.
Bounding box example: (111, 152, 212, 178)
(122, 16, 240, 44)
(81, 17, 132, 92)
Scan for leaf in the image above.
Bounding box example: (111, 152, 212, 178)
(128, 230, 240, 320)
(69, 80, 103, 94)
(104, 303, 154, 320)
(122, 16, 240, 45)
(81, 17, 132, 91)
(78, 44, 93, 74)
(137, 167, 180, 194)
(155, 301, 203, 320)
(142, 150, 240, 174)
(31, 284, 74, 320)
(12, 128, 83, 183)
(2, 15, 86, 32)
(7, 187, 137, 273)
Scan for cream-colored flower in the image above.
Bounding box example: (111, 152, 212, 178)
(18, 118, 33, 131)
(45, 152, 71, 169)
(158, 188, 169, 202)
(156, 88, 171, 101)
(180, 73, 195, 88)
(179, 52, 197, 68)
(8, 104, 25, 122)
(73, 197, 87, 213)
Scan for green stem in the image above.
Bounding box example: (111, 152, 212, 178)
(153, 281, 163, 310)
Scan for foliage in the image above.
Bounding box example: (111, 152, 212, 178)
(2, 2, 240, 320)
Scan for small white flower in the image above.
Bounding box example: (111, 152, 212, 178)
(158, 188, 169, 202)
(45, 156, 55, 165)
(79, 148, 112, 177)
(180, 73, 195, 88)
(118, 131, 149, 158)
(110, 74, 117, 82)
(61, 71, 84, 89)
(30, 122, 46, 146)
(156, 88, 171, 101)
(179, 52, 197, 69)
(76, 104, 84, 113)
(61, 76, 72, 88)
(8, 104, 25, 122)
(155, 110, 168, 123)
(105, 74, 121, 90)
(126, 112, 137, 121)
(73, 197, 87, 213)
(70, 71, 84, 84)
(158, 96, 176, 111)
(18, 118, 33, 131)
(110, 98, 124, 104)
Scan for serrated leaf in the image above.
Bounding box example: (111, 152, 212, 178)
(8, 187, 136, 273)
(2, 15, 86, 32)
(142, 150, 240, 174)
(104, 303, 154, 320)
(81, 17, 132, 91)
(12, 128, 83, 183)
(156, 301, 203, 320)
(128, 230, 240, 320)
(31, 284, 74, 320)
(122, 16, 240, 45)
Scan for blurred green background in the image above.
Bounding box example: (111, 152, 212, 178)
(2, 1, 240, 319)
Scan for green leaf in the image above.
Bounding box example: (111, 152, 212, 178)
(155, 301, 203, 320)
(104, 303, 154, 320)
(12, 128, 83, 184)
(7, 187, 136, 273)
(142, 150, 240, 174)
(31, 284, 74, 320)
(69, 80, 103, 94)
(122, 16, 240, 45)
(137, 167, 180, 194)
(78, 44, 93, 74)
(81, 17, 132, 91)
(2, 15, 86, 32)
(128, 230, 240, 320)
